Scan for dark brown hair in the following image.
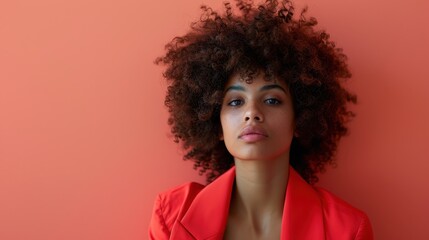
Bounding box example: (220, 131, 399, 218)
(155, 0, 356, 184)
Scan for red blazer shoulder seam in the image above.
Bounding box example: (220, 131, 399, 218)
(156, 194, 170, 236)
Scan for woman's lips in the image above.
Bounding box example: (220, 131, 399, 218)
(239, 126, 268, 143)
(239, 133, 267, 142)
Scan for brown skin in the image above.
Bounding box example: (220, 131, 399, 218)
(220, 71, 295, 163)
(221, 72, 293, 239)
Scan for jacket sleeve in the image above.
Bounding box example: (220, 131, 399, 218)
(148, 194, 170, 240)
(354, 213, 374, 240)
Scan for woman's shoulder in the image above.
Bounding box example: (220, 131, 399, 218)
(158, 181, 205, 201)
(314, 187, 367, 218)
(149, 182, 205, 239)
(153, 181, 206, 218)
(314, 187, 373, 239)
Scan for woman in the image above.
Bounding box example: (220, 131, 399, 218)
(149, 0, 374, 239)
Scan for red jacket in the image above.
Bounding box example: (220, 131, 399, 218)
(149, 166, 374, 239)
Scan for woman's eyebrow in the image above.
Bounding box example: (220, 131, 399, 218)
(224, 84, 287, 93)
(224, 85, 245, 93)
(260, 84, 286, 93)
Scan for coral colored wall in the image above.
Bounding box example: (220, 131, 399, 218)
(0, 0, 428, 239)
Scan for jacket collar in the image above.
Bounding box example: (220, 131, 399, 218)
(177, 166, 325, 240)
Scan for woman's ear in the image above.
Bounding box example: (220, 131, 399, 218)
(219, 133, 224, 141)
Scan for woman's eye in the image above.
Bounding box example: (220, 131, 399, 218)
(228, 99, 243, 106)
(265, 98, 281, 105)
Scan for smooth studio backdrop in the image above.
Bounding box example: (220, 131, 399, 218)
(1, 0, 428, 239)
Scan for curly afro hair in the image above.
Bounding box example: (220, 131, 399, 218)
(155, 0, 357, 184)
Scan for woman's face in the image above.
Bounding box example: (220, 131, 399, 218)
(220, 71, 295, 162)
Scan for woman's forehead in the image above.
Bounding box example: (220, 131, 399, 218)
(225, 70, 286, 88)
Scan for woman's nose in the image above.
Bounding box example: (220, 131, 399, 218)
(244, 103, 264, 122)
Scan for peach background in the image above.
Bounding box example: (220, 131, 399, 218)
(0, 0, 428, 239)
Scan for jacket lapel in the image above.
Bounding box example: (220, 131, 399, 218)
(177, 167, 235, 239)
(281, 168, 326, 240)
(172, 166, 326, 240)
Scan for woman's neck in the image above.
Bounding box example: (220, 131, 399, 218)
(230, 157, 289, 231)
